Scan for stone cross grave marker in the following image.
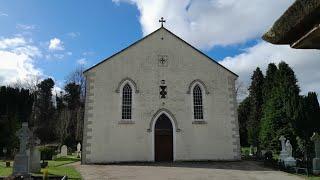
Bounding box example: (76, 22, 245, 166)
(279, 136, 286, 152)
(17, 123, 31, 154)
(13, 122, 31, 176)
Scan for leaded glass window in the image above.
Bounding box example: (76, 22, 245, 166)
(193, 85, 203, 119)
(122, 84, 132, 119)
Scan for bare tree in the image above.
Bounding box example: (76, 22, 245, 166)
(235, 80, 248, 103)
(10, 74, 42, 92)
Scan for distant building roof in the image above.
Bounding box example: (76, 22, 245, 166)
(262, 0, 320, 49)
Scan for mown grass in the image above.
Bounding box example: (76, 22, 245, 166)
(0, 155, 81, 179)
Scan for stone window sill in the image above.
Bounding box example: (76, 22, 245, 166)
(118, 120, 135, 124)
(192, 120, 207, 124)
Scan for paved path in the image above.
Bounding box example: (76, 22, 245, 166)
(71, 161, 305, 180)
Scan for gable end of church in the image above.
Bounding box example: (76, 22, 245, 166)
(84, 27, 238, 78)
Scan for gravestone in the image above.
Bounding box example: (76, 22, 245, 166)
(284, 140, 296, 167)
(249, 145, 254, 156)
(77, 143, 81, 158)
(27, 148, 41, 173)
(28, 130, 41, 173)
(279, 136, 289, 161)
(311, 132, 320, 175)
(60, 145, 68, 157)
(12, 122, 31, 177)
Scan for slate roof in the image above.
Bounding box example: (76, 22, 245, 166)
(262, 0, 320, 46)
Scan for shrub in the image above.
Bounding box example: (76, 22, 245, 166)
(39, 146, 56, 160)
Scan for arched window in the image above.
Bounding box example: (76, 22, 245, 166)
(193, 85, 203, 119)
(122, 84, 132, 119)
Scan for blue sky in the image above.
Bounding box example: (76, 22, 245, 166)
(0, 0, 319, 97)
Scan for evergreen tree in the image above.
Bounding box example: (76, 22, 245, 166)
(263, 63, 278, 101)
(238, 97, 251, 146)
(0, 86, 33, 157)
(34, 78, 56, 143)
(296, 92, 320, 141)
(305, 92, 320, 133)
(247, 67, 264, 149)
(259, 62, 300, 153)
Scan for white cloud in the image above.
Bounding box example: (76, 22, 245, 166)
(16, 24, 36, 30)
(113, 0, 294, 49)
(77, 58, 87, 65)
(0, 37, 43, 85)
(0, 12, 8, 16)
(67, 32, 80, 38)
(48, 38, 64, 51)
(0, 37, 27, 49)
(220, 41, 320, 97)
(82, 51, 94, 56)
(53, 54, 65, 59)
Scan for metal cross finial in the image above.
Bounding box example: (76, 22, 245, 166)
(159, 17, 166, 27)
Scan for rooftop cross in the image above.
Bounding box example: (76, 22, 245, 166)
(159, 17, 166, 27)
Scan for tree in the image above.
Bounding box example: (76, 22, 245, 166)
(55, 82, 83, 147)
(65, 66, 86, 145)
(0, 86, 33, 157)
(259, 62, 300, 153)
(66, 66, 86, 102)
(247, 68, 264, 149)
(235, 80, 248, 102)
(263, 63, 278, 102)
(304, 92, 320, 133)
(295, 92, 320, 158)
(34, 78, 56, 143)
(238, 97, 251, 146)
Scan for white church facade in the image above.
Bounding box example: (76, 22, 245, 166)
(82, 26, 240, 164)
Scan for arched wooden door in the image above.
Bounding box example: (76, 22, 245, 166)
(155, 114, 173, 161)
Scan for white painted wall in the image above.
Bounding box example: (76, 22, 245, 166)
(82, 28, 240, 163)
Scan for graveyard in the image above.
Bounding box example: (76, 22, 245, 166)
(0, 157, 81, 179)
(0, 122, 81, 179)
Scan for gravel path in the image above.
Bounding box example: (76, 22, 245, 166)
(71, 161, 305, 180)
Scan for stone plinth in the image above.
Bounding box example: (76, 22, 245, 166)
(279, 150, 289, 162)
(13, 153, 29, 176)
(284, 157, 296, 167)
(313, 158, 320, 175)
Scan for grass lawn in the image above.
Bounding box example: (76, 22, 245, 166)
(0, 156, 81, 179)
(0, 160, 13, 176)
(308, 177, 320, 180)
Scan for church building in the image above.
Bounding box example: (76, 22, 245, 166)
(82, 21, 240, 163)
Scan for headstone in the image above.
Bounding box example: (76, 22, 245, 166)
(28, 130, 41, 173)
(12, 122, 31, 177)
(283, 140, 296, 167)
(279, 136, 289, 161)
(311, 132, 320, 175)
(77, 143, 81, 158)
(27, 148, 41, 173)
(249, 145, 254, 156)
(60, 145, 68, 157)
